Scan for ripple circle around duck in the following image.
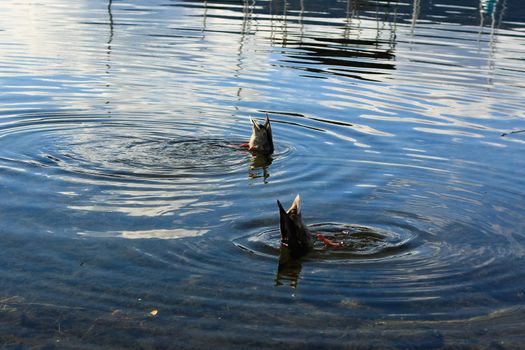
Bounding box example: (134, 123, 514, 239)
(0, 112, 293, 238)
(0, 115, 254, 181)
(233, 222, 418, 262)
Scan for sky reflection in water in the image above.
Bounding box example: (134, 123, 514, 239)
(0, 0, 524, 348)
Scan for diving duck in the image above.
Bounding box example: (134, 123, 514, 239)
(277, 194, 312, 259)
(242, 115, 274, 154)
(278, 195, 340, 259)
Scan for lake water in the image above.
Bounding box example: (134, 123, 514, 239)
(1, 0, 525, 348)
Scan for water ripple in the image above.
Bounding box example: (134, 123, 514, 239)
(1, 0, 525, 347)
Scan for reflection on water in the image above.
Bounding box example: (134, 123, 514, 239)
(248, 152, 273, 182)
(1, 0, 525, 348)
(105, 0, 113, 111)
(243, 222, 417, 288)
(276, 249, 303, 288)
(481, 0, 499, 17)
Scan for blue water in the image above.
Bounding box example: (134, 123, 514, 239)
(1, 0, 525, 348)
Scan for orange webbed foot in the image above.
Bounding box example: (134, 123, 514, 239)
(316, 233, 341, 248)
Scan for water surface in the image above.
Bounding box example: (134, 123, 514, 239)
(1, 0, 525, 348)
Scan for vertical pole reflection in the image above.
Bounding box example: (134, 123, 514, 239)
(268, 0, 287, 47)
(478, 0, 507, 83)
(281, 0, 288, 47)
(107, 0, 114, 53)
(203, 0, 208, 32)
(235, 0, 255, 101)
(106, 0, 114, 114)
(390, 2, 398, 50)
(410, 0, 420, 36)
(299, 0, 305, 46)
(269, 0, 275, 44)
(344, 0, 354, 40)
